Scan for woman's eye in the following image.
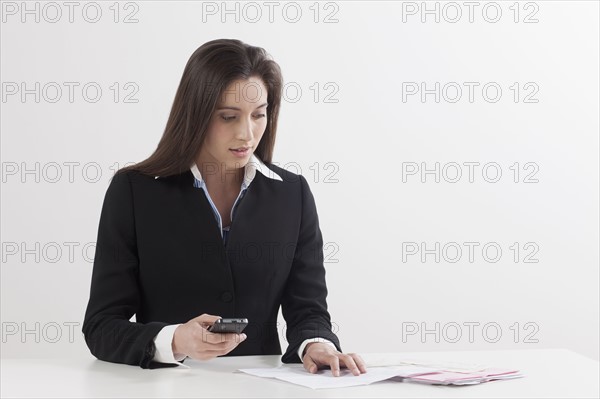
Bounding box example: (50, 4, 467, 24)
(221, 114, 266, 122)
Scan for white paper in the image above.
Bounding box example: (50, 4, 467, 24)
(361, 353, 490, 372)
(238, 363, 524, 389)
(238, 365, 440, 389)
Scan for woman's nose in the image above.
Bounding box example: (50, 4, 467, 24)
(236, 117, 254, 140)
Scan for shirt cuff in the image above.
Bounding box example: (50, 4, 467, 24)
(297, 337, 337, 361)
(153, 324, 189, 368)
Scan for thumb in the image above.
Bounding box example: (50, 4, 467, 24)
(303, 354, 319, 374)
(193, 313, 221, 327)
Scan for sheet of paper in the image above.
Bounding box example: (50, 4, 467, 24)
(409, 371, 491, 383)
(238, 364, 439, 389)
(361, 353, 490, 372)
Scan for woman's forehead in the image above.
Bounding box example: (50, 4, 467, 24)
(218, 78, 268, 107)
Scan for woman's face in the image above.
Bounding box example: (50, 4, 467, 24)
(198, 76, 269, 172)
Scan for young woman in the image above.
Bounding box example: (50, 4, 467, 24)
(82, 38, 367, 377)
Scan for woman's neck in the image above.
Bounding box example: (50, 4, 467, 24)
(197, 161, 245, 195)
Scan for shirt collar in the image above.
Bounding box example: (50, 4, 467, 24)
(189, 153, 282, 189)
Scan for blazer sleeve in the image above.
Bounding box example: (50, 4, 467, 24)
(82, 171, 175, 369)
(280, 174, 342, 363)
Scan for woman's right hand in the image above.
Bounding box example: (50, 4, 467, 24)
(172, 313, 247, 361)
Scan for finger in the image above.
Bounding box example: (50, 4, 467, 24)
(194, 334, 246, 357)
(350, 353, 368, 373)
(192, 346, 237, 360)
(328, 355, 341, 377)
(203, 332, 246, 347)
(302, 354, 319, 374)
(201, 343, 240, 355)
(204, 338, 244, 356)
(188, 352, 218, 361)
(338, 353, 360, 376)
(202, 339, 242, 352)
(218, 333, 247, 349)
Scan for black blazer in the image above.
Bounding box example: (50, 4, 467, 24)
(82, 162, 341, 369)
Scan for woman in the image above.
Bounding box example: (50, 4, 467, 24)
(82, 38, 367, 376)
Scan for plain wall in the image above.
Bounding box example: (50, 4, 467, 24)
(1, 1, 598, 362)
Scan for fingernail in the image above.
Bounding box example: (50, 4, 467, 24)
(310, 365, 316, 373)
(241, 333, 247, 340)
(334, 370, 340, 377)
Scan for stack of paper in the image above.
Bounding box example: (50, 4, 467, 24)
(238, 363, 523, 389)
(402, 367, 524, 386)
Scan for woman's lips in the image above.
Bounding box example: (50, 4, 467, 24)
(229, 147, 250, 157)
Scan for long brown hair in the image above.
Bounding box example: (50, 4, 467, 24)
(117, 39, 283, 178)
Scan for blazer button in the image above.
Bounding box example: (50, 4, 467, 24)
(220, 291, 233, 302)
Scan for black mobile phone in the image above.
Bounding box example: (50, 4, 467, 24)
(207, 318, 248, 334)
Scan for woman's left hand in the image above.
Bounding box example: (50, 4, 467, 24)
(302, 342, 368, 377)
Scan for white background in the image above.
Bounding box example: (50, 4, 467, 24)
(1, 0, 598, 362)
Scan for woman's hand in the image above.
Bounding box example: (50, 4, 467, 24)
(172, 313, 247, 361)
(302, 342, 368, 377)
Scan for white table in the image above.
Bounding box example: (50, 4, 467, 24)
(2, 348, 598, 398)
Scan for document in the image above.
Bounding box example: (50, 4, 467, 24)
(238, 363, 523, 389)
(238, 364, 440, 389)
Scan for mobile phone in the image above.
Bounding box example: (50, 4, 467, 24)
(207, 318, 248, 334)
